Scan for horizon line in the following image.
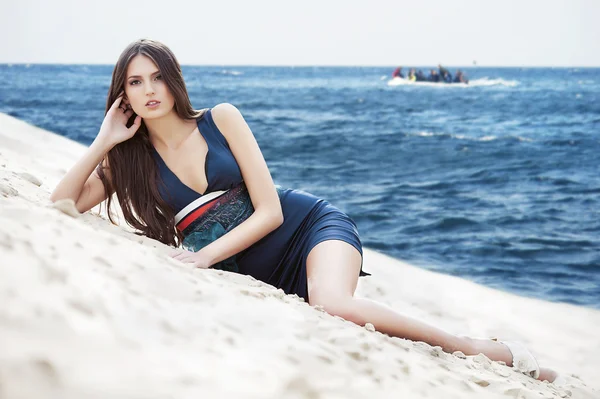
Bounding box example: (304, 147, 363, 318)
(1, 62, 600, 69)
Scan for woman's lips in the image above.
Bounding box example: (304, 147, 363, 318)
(146, 101, 161, 108)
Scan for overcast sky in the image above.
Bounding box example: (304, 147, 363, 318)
(1, 0, 598, 66)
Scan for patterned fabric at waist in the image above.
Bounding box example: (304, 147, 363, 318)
(177, 182, 255, 235)
(178, 182, 284, 273)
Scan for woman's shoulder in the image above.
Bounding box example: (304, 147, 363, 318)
(210, 102, 243, 122)
(208, 103, 248, 141)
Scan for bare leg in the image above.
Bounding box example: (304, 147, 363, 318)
(306, 240, 556, 382)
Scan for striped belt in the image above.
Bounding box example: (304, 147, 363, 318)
(177, 182, 255, 237)
(175, 189, 231, 231)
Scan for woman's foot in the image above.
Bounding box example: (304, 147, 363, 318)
(500, 341, 540, 379)
(467, 338, 559, 383)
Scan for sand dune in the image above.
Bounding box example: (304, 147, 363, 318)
(1, 112, 598, 399)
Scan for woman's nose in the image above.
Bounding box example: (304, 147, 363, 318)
(145, 83, 155, 96)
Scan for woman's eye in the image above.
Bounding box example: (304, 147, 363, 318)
(129, 76, 160, 86)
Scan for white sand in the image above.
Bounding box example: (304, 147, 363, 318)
(0, 112, 598, 399)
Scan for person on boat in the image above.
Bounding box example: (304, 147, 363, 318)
(442, 70, 453, 83)
(438, 64, 450, 78)
(415, 70, 426, 81)
(392, 66, 404, 79)
(428, 69, 440, 82)
(454, 70, 469, 84)
(50, 38, 561, 384)
(407, 68, 417, 82)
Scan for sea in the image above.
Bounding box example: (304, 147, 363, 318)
(1, 64, 598, 308)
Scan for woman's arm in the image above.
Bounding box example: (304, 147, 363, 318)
(50, 93, 141, 213)
(195, 103, 284, 266)
(49, 138, 113, 213)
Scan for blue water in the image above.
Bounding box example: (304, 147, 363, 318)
(1, 64, 599, 308)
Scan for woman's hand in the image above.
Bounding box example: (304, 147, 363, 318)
(169, 249, 212, 269)
(97, 91, 142, 148)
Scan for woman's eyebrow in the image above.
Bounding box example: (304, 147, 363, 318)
(127, 70, 160, 79)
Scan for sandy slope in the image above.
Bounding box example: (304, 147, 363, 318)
(0, 112, 598, 399)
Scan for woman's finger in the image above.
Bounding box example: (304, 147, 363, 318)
(129, 115, 142, 133)
(173, 251, 192, 260)
(167, 249, 181, 257)
(109, 94, 124, 112)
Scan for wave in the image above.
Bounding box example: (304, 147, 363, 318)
(401, 217, 483, 234)
(409, 131, 532, 142)
(220, 69, 243, 76)
(387, 77, 519, 88)
(397, 181, 455, 191)
(520, 237, 595, 248)
(468, 77, 519, 87)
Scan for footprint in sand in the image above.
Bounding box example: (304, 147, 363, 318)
(0, 232, 12, 250)
(346, 351, 368, 361)
(66, 299, 95, 317)
(32, 358, 61, 385)
(468, 375, 491, 387)
(17, 172, 42, 187)
(0, 183, 18, 197)
(316, 354, 334, 364)
(42, 263, 67, 283)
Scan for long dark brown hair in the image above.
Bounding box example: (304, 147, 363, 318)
(96, 38, 206, 247)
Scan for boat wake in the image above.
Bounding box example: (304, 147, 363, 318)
(387, 76, 519, 88)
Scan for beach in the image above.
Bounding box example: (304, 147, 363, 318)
(1, 111, 598, 398)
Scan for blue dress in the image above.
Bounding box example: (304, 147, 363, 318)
(152, 108, 370, 302)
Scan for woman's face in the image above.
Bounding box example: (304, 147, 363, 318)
(123, 54, 175, 119)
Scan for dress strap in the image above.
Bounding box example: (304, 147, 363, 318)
(200, 108, 232, 150)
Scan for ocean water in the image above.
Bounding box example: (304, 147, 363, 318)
(1, 64, 599, 308)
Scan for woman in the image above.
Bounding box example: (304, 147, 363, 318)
(50, 39, 558, 383)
